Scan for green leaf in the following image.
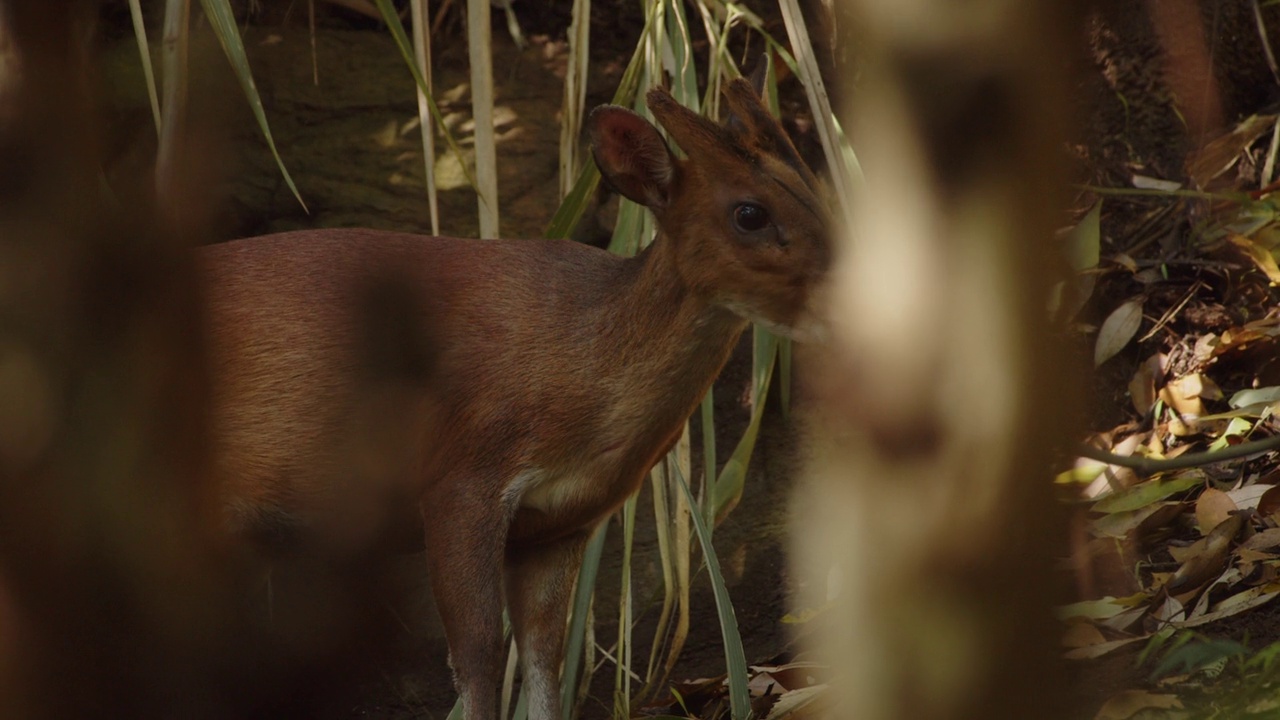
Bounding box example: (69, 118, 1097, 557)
(198, 0, 306, 211)
(1093, 472, 1205, 514)
(544, 163, 601, 240)
(1067, 202, 1102, 272)
(561, 524, 607, 720)
(711, 325, 778, 525)
(700, 391, 716, 499)
(126, 0, 161, 134)
(675, 471, 750, 720)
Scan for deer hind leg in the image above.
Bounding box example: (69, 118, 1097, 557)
(422, 480, 509, 720)
(504, 529, 592, 720)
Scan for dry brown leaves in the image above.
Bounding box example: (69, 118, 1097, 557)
(1062, 113, 1280, 716)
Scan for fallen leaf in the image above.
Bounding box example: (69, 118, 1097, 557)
(1062, 622, 1109, 648)
(1093, 472, 1204, 514)
(1225, 483, 1271, 510)
(1132, 174, 1183, 191)
(1187, 114, 1277, 189)
(1110, 252, 1139, 273)
(1093, 502, 1178, 539)
(1067, 202, 1101, 272)
(1259, 486, 1280, 519)
(1242, 527, 1280, 551)
(1096, 298, 1145, 367)
(1093, 689, 1182, 720)
(1129, 354, 1164, 415)
(1065, 635, 1148, 661)
(762, 685, 828, 720)
(1175, 584, 1280, 628)
(1229, 385, 1280, 408)
(1229, 234, 1280, 285)
(1056, 597, 1133, 622)
(1167, 515, 1244, 592)
(1160, 375, 1207, 418)
(1195, 488, 1237, 535)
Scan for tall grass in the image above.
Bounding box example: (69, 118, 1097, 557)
(121, 1, 854, 717)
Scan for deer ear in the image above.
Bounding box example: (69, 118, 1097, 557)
(587, 106, 677, 209)
(747, 53, 769, 97)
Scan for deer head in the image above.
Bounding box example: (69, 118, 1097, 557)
(588, 78, 831, 339)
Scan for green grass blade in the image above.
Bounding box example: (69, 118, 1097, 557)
(372, 0, 480, 196)
(156, 0, 189, 206)
(198, 0, 307, 211)
(127, 0, 161, 135)
(711, 325, 778, 525)
(676, 469, 750, 720)
(654, 450, 693, 699)
(779, 337, 792, 420)
(511, 677, 530, 720)
(662, 0, 699, 109)
(642, 466, 676, 692)
(502, 638, 519, 720)
(614, 495, 637, 718)
(408, 0, 440, 235)
(544, 0, 657, 241)
(776, 0, 853, 208)
(544, 162, 601, 240)
(699, 391, 716, 502)
(607, 198, 646, 256)
(561, 524, 608, 720)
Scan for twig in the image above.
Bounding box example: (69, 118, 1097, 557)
(1077, 434, 1280, 475)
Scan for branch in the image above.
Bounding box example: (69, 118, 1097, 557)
(1076, 434, 1280, 475)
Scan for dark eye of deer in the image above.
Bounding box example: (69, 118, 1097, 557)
(733, 203, 770, 233)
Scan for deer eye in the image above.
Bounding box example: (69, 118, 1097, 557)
(732, 203, 770, 233)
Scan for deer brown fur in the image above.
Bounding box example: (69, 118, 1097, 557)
(203, 78, 828, 720)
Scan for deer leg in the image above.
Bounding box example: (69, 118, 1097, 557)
(423, 484, 508, 720)
(504, 529, 592, 720)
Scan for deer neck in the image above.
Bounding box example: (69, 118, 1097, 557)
(601, 235, 748, 428)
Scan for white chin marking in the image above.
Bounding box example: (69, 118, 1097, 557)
(721, 301, 828, 344)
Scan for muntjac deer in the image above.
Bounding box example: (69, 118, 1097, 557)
(202, 77, 828, 720)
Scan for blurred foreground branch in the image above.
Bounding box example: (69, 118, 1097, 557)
(792, 2, 1079, 718)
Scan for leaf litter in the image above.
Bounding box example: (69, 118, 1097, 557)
(1063, 112, 1280, 717)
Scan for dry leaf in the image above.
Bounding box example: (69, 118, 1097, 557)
(1160, 374, 1209, 418)
(1094, 690, 1182, 720)
(1128, 354, 1164, 415)
(1065, 635, 1148, 661)
(1187, 114, 1277, 188)
(1167, 514, 1243, 592)
(1242, 527, 1280, 551)
(1062, 622, 1108, 649)
(1195, 488, 1237, 535)
(1259, 486, 1280, 519)
(1225, 483, 1272, 510)
(1095, 297, 1145, 367)
(1175, 584, 1280, 628)
(1229, 234, 1280, 285)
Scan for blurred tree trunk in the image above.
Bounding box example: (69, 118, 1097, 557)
(0, 3, 239, 717)
(792, 1, 1078, 718)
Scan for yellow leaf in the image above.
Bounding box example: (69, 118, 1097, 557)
(1229, 233, 1280, 285)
